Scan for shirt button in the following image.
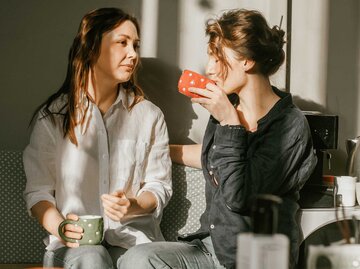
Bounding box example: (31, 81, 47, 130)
(210, 224, 215, 229)
(209, 170, 213, 176)
(102, 154, 106, 159)
(212, 145, 216, 149)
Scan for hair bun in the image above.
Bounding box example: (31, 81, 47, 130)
(271, 26, 285, 51)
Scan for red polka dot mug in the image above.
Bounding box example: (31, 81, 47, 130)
(178, 69, 215, 98)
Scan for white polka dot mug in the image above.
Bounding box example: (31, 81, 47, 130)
(58, 215, 104, 245)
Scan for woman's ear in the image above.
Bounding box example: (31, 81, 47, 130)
(243, 59, 256, 72)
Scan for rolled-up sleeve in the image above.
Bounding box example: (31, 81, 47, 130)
(136, 112, 172, 218)
(23, 115, 57, 216)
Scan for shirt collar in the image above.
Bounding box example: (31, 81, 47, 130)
(257, 86, 293, 126)
(114, 85, 135, 110)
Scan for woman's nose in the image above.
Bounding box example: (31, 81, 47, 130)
(127, 46, 137, 59)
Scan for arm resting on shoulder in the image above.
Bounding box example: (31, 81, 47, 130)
(170, 144, 202, 169)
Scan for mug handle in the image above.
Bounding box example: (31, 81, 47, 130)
(58, 219, 78, 243)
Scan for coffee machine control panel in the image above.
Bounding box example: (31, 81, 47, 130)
(304, 112, 338, 150)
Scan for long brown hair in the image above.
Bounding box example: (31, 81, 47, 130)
(206, 9, 285, 79)
(31, 7, 144, 145)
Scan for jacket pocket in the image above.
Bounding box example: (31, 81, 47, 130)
(216, 164, 246, 213)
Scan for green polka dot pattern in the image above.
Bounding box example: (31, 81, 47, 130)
(0, 151, 206, 263)
(161, 163, 206, 241)
(0, 150, 46, 263)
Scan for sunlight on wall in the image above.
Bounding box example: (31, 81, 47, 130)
(140, 0, 159, 57)
(291, 0, 329, 106)
(357, 2, 360, 135)
(352, 2, 360, 178)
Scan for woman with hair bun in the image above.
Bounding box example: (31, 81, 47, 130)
(119, 8, 316, 269)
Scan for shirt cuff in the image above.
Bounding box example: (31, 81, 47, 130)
(214, 124, 248, 147)
(136, 187, 162, 219)
(25, 192, 56, 217)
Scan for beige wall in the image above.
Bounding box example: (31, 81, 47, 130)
(1, 0, 360, 178)
(0, 0, 287, 149)
(0, 0, 141, 150)
(291, 0, 360, 175)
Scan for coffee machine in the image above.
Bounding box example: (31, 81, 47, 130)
(298, 112, 339, 208)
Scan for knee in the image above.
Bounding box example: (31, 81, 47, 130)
(117, 243, 160, 269)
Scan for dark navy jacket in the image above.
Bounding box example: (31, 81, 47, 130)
(181, 87, 317, 269)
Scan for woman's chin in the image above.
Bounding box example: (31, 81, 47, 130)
(115, 75, 132, 84)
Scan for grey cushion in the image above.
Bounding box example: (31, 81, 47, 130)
(161, 163, 206, 241)
(0, 151, 206, 263)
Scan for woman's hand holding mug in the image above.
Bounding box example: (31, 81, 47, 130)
(190, 83, 240, 126)
(58, 213, 104, 247)
(177, 69, 240, 126)
(58, 213, 83, 248)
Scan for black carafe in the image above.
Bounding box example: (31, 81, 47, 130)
(237, 194, 290, 269)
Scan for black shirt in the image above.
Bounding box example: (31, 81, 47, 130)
(187, 87, 317, 269)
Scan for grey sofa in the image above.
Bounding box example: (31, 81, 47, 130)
(0, 150, 206, 267)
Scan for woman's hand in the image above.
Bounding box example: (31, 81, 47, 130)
(101, 191, 131, 221)
(59, 213, 83, 248)
(31, 201, 82, 248)
(190, 83, 240, 126)
(101, 190, 157, 221)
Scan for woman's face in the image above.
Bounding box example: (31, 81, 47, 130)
(206, 46, 246, 95)
(94, 20, 140, 84)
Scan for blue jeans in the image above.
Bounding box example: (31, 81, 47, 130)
(117, 236, 226, 269)
(43, 244, 127, 269)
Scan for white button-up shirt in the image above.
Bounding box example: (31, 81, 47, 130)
(23, 89, 172, 250)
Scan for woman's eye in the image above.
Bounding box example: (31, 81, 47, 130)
(117, 40, 127, 45)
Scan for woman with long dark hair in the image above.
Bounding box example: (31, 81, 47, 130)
(23, 7, 172, 268)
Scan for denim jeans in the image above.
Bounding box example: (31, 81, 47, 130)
(43, 244, 127, 269)
(117, 236, 226, 269)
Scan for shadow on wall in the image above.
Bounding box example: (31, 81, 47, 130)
(324, 0, 360, 176)
(293, 95, 326, 113)
(138, 58, 197, 144)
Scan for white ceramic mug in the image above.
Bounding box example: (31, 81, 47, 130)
(336, 176, 356, 207)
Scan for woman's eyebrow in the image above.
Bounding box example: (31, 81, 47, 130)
(115, 33, 140, 42)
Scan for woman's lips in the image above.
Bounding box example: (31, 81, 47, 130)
(121, 64, 134, 71)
